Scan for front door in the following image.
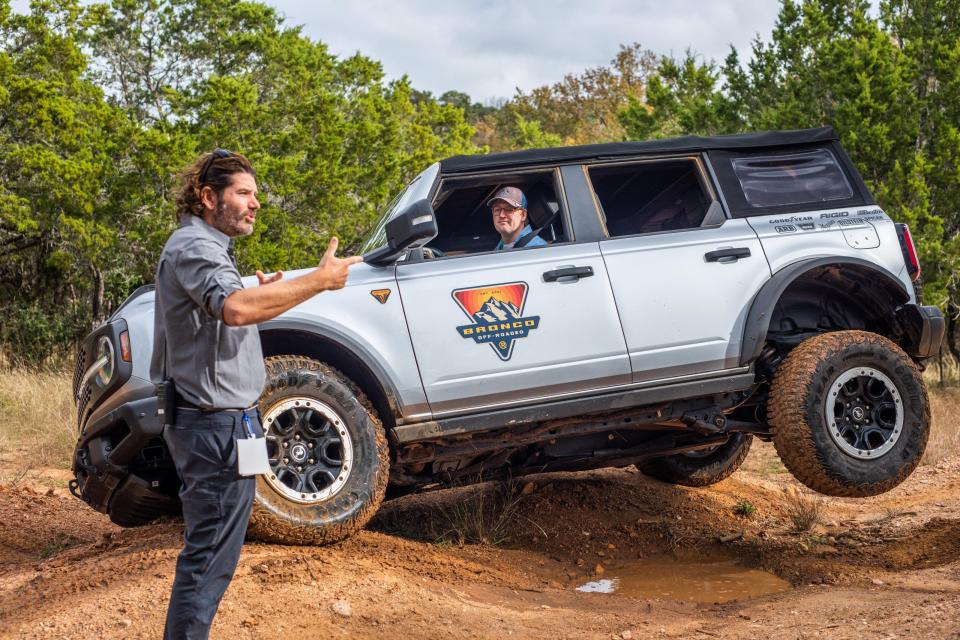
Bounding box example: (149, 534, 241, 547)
(396, 243, 631, 416)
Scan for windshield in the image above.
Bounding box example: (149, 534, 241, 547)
(360, 184, 411, 254)
(359, 162, 440, 253)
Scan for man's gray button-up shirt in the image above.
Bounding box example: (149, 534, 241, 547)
(150, 214, 265, 410)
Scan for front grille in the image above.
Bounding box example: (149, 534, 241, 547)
(77, 385, 91, 433)
(72, 346, 87, 402)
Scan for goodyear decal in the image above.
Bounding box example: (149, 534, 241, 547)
(452, 281, 540, 361)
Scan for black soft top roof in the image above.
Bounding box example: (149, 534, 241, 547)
(440, 126, 838, 174)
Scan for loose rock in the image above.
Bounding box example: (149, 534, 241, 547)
(332, 600, 352, 617)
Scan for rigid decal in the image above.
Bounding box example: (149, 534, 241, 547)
(452, 281, 540, 361)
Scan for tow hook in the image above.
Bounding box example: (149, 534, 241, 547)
(68, 478, 82, 500)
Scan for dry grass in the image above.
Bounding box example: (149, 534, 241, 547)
(783, 486, 823, 532)
(373, 479, 542, 546)
(0, 367, 75, 482)
(432, 480, 529, 545)
(924, 386, 960, 465)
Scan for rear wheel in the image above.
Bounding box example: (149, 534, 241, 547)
(769, 330, 930, 497)
(247, 356, 389, 545)
(639, 433, 752, 487)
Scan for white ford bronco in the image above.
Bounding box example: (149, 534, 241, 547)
(71, 126, 944, 544)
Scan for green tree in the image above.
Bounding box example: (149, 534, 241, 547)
(477, 44, 658, 150)
(0, 0, 128, 362)
(619, 49, 742, 139)
(0, 0, 476, 364)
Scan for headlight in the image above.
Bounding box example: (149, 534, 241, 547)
(95, 336, 115, 386)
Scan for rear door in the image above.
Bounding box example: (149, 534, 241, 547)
(396, 168, 631, 416)
(587, 157, 772, 382)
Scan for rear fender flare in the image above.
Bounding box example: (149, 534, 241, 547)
(739, 256, 909, 366)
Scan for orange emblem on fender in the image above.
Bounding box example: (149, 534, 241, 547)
(370, 289, 391, 304)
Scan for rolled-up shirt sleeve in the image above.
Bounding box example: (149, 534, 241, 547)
(173, 240, 244, 320)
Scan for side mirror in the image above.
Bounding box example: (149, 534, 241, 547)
(362, 199, 438, 266)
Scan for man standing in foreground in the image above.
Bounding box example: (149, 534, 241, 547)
(151, 149, 362, 639)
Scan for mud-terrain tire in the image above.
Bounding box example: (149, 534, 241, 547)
(769, 331, 930, 497)
(247, 356, 389, 545)
(639, 433, 752, 487)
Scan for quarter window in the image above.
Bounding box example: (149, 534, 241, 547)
(731, 148, 853, 208)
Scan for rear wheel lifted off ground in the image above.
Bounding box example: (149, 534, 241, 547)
(769, 330, 930, 497)
(639, 433, 753, 487)
(247, 355, 389, 545)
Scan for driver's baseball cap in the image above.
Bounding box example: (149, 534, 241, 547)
(487, 186, 527, 210)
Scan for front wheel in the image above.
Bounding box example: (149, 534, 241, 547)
(769, 331, 930, 497)
(247, 356, 389, 545)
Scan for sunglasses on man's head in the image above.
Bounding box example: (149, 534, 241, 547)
(199, 148, 234, 184)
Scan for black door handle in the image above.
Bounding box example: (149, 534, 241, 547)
(543, 266, 594, 282)
(705, 247, 751, 262)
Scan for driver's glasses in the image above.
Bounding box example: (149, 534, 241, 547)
(492, 205, 521, 216)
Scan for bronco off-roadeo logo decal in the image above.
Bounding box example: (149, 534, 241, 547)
(452, 281, 540, 361)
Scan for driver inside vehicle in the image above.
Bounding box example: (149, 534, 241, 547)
(489, 186, 547, 250)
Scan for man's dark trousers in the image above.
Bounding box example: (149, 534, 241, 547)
(163, 408, 261, 640)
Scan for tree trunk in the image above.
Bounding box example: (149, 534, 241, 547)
(91, 266, 105, 327)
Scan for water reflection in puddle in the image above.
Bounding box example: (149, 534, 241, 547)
(575, 556, 791, 603)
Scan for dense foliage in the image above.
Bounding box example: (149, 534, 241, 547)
(1, 0, 958, 364)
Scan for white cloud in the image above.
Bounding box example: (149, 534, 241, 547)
(266, 0, 782, 102)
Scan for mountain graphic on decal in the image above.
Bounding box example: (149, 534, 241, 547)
(474, 297, 521, 323)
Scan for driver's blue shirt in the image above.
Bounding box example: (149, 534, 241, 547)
(495, 225, 547, 250)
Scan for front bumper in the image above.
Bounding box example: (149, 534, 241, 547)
(897, 304, 945, 360)
(72, 377, 167, 514)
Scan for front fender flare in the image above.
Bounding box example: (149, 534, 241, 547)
(257, 318, 410, 421)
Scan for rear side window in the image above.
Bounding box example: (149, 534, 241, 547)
(731, 148, 853, 208)
(588, 160, 711, 237)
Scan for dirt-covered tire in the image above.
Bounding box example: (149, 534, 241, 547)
(639, 433, 753, 487)
(247, 356, 389, 545)
(769, 330, 930, 497)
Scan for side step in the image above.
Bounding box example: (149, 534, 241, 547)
(393, 372, 757, 444)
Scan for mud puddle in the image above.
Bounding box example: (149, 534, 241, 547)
(575, 554, 791, 603)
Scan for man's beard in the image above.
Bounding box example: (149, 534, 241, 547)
(212, 200, 254, 237)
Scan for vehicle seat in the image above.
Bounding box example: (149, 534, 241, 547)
(524, 184, 562, 243)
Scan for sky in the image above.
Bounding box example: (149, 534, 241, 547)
(263, 1, 784, 103)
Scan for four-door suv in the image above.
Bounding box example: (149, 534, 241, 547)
(71, 126, 944, 544)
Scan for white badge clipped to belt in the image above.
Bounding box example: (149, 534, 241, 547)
(237, 411, 271, 476)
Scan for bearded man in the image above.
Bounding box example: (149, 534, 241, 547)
(152, 149, 361, 639)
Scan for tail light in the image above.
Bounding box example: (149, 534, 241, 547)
(895, 223, 921, 282)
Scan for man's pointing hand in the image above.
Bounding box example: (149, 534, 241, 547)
(315, 237, 363, 290)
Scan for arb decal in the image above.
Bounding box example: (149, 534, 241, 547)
(452, 282, 540, 361)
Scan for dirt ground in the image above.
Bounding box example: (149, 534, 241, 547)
(2, 439, 960, 640)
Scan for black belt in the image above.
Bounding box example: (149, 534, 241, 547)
(176, 393, 256, 413)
